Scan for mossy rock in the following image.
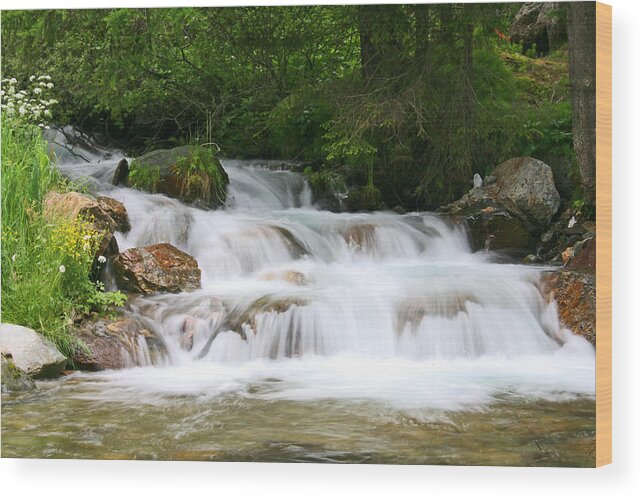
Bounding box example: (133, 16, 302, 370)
(128, 146, 229, 209)
(1, 354, 36, 393)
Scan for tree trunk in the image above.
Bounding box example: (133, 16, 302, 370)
(462, 22, 475, 175)
(357, 6, 378, 82)
(568, 2, 596, 207)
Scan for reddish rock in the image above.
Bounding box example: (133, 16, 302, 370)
(73, 317, 166, 370)
(541, 269, 596, 344)
(113, 243, 201, 294)
(566, 237, 596, 271)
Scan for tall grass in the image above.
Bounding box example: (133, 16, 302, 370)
(1, 118, 97, 356)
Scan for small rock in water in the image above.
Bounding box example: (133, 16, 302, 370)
(180, 317, 196, 352)
(112, 158, 130, 186)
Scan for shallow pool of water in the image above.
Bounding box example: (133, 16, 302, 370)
(1, 363, 595, 466)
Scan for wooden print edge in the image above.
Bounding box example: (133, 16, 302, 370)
(595, 1, 612, 467)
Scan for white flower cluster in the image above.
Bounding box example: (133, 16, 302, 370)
(1, 76, 58, 128)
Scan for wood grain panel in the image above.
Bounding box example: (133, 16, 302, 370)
(595, 1, 612, 467)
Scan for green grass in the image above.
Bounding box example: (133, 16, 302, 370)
(128, 164, 161, 192)
(174, 147, 227, 205)
(1, 117, 123, 357)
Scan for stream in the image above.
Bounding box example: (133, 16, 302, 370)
(1, 132, 596, 465)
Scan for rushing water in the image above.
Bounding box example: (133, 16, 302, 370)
(1, 131, 596, 465)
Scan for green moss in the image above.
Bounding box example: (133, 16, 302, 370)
(128, 163, 161, 192)
(174, 148, 227, 205)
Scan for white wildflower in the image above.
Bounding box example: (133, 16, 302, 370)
(59, 265, 66, 273)
(9, 78, 17, 84)
(18, 107, 26, 115)
(97, 255, 107, 264)
(33, 87, 42, 94)
(29, 75, 36, 81)
(47, 83, 54, 89)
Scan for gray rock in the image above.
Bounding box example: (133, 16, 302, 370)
(1, 354, 36, 392)
(489, 157, 561, 230)
(509, 2, 566, 55)
(0, 324, 67, 378)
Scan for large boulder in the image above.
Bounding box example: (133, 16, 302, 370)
(1, 354, 36, 392)
(488, 157, 561, 229)
(43, 191, 121, 260)
(0, 324, 67, 378)
(541, 269, 596, 345)
(127, 146, 229, 209)
(72, 316, 167, 370)
(509, 2, 566, 55)
(444, 157, 560, 253)
(112, 243, 202, 294)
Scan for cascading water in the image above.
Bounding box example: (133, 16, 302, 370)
(45, 130, 595, 412)
(1, 131, 596, 464)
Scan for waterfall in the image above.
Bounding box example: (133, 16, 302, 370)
(51, 134, 595, 411)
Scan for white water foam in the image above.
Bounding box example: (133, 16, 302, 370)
(52, 133, 596, 411)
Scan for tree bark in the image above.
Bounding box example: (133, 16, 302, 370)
(567, 2, 596, 207)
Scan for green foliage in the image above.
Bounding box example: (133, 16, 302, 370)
(1, 107, 124, 357)
(86, 283, 127, 318)
(303, 165, 347, 196)
(1, 5, 584, 211)
(128, 164, 161, 192)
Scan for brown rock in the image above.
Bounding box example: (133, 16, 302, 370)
(97, 196, 131, 233)
(567, 237, 596, 271)
(113, 243, 202, 294)
(541, 269, 596, 344)
(73, 317, 167, 370)
(43, 191, 119, 261)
